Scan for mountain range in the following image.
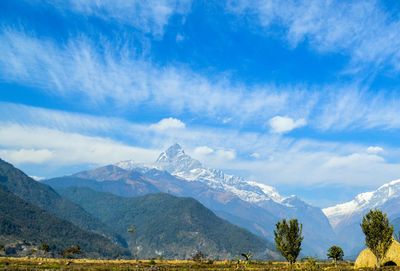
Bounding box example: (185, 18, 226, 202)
(45, 143, 336, 257)
(0, 157, 275, 259)
(6, 142, 400, 259)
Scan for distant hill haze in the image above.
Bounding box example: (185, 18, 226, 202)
(45, 143, 336, 257)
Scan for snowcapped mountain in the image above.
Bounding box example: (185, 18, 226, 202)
(323, 179, 400, 227)
(47, 143, 335, 257)
(117, 143, 284, 204)
(323, 179, 400, 256)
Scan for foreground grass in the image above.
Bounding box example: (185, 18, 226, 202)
(0, 257, 391, 271)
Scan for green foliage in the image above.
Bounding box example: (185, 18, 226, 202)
(303, 257, 321, 271)
(58, 187, 273, 259)
(327, 245, 344, 265)
(361, 209, 393, 268)
(62, 245, 81, 258)
(0, 185, 128, 258)
(192, 251, 206, 262)
(0, 159, 127, 249)
(39, 243, 50, 252)
(274, 219, 303, 265)
(241, 252, 252, 261)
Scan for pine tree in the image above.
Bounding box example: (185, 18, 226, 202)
(327, 245, 344, 266)
(274, 219, 303, 267)
(361, 209, 393, 268)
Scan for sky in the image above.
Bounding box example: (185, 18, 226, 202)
(1, 0, 400, 207)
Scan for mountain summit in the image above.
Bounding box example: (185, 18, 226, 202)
(155, 143, 202, 174)
(117, 144, 283, 203)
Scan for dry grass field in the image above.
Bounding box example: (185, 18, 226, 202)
(0, 257, 379, 271)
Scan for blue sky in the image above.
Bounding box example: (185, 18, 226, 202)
(1, 1, 400, 207)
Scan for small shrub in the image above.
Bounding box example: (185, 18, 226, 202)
(39, 243, 50, 252)
(303, 257, 321, 271)
(62, 245, 81, 258)
(191, 251, 206, 262)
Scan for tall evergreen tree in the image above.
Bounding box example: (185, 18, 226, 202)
(274, 219, 303, 267)
(361, 209, 393, 268)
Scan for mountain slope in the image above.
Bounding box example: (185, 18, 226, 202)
(0, 186, 127, 258)
(0, 159, 125, 247)
(151, 143, 283, 203)
(45, 144, 335, 257)
(323, 179, 400, 256)
(56, 186, 277, 259)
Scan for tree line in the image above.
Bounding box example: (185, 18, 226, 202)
(274, 209, 394, 269)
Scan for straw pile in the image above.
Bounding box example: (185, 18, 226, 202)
(354, 239, 400, 268)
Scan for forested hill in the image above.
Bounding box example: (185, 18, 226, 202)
(57, 186, 277, 259)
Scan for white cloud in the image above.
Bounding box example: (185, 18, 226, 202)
(250, 152, 261, 159)
(194, 146, 214, 156)
(228, 1, 400, 73)
(367, 146, 384, 154)
(150, 118, 186, 131)
(44, 0, 192, 37)
(30, 175, 45, 181)
(215, 149, 236, 160)
(269, 116, 306, 133)
(2, 30, 400, 132)
(0, 30, 306, 126)
(323, 153, 384, 169)
(2, 103, 400, 186)
(0, 124, 159, 166)
(0, 148, 53, 164)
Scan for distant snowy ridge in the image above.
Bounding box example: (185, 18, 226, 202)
(116, 143, 285, 204)
(323, 179, 400, 228)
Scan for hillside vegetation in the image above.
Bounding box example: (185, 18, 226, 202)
(0, 186, 128, 258)
(57, 186, 276, 259)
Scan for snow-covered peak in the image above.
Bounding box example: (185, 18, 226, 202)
(115, 160, 153, 173)
(156, 143, 185, 162)
(247, 181, 284, 202)
(153, 144, 284, 204)
(323, 179, 400, 228)
(155, 143, 203, 173)
(115, 144, 285, 204)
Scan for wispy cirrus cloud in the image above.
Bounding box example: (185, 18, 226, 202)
(0, 29, 310, 125)
(39, 0, 192, 37)
(228, 0, 400, 74)
(1, 30, 400, 132)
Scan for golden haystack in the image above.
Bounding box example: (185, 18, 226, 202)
(354, 239, 400, 268)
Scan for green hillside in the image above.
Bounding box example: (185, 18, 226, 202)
(58, 187, 276, 259)
(0, 186, 128, 258)
(0, 159, 125, 246)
